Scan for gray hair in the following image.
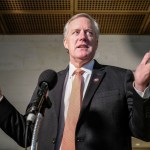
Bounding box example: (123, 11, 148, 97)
(63, 13, 100, 40)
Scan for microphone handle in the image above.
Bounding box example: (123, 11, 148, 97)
(31, 113, 43, 150)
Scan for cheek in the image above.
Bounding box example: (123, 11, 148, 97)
(68, 39, 77, 48)
(91, 40, 98, 49)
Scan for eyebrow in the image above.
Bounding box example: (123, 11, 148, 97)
(71, 28, 94, 32)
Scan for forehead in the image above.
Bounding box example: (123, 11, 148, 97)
(68, 17, 94, 30)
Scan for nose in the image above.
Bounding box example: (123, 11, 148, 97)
(79, 30, 86, 41)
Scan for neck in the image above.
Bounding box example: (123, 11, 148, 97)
(70, 59, 93, 68)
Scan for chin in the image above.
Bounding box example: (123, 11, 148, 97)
(78, 55, 92, 62)
(78, 54, 88, 59)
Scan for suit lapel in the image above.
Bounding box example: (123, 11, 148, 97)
(50, 67, 68, 120)
(78, 61, 106, 126)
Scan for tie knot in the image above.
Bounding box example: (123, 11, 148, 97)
(74, 68, 84, 75)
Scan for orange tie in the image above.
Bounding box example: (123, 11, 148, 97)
(61, 68, 84, 150)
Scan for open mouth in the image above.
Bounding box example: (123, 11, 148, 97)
(77, 45, 88, 48)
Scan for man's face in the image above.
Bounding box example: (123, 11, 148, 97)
(64, 17, 98, 66)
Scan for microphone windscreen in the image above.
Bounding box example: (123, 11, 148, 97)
(38, 69, 57, 90)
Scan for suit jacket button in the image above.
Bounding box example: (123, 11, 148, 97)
(145, 106, 150, 118)
(76, 137, 84, 142)
(52, 138, 56, 144)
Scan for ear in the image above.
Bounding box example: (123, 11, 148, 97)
(63, 38, 68, 49)
(97, 39, 98, 46)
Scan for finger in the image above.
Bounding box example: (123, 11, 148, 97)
(46, 91, 49, 98)
(141, 52, 150, 65)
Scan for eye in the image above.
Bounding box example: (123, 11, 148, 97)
(73, 30, 80, 35)
(87, 30, 94, 36)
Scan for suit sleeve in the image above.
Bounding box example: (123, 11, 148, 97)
(126, 70, 150, 141)
(0, 84, 51, 148)
(0, 97, 33, 147)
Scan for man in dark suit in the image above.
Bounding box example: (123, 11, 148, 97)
(0, 13, 150, 150)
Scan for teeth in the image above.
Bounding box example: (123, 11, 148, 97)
(79, 45, 87, 48)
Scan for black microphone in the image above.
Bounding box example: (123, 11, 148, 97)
(26, 69, 57, 123)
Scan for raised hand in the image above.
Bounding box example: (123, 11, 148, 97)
(134, 52, 150, 92)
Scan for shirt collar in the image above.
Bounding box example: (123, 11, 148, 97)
(68, 60, 94, 78)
